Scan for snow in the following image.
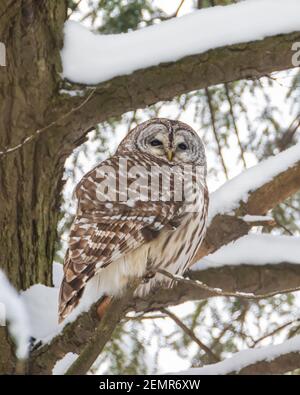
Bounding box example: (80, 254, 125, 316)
(208, 142, 300, 221)
(52, 352, 78, 375)
(59, 89, 85, 97)
(21, 284, 62, 342)
(174, 334, 300, 375)
(21, 261, 103, 343)
(239, 214, 274, 223)
(0, 270, 30, 359)
(52, 261, 64, 288)
(194, 234, 300, 270)
(62, 0, 300, 84)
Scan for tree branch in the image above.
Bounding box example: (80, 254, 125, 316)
(65, 278, 140, 375)
(175, 335, 300, 375)
(224, 83, 247, 169)
(161, 308, 219, 363)
(237, 351, 300, 375)
(192, 159, 300, 264)
(30, 263, 300, 374)
(158, 268, 300, 301)
(205, 87, 229, 179)
(58, 31, 300, 141)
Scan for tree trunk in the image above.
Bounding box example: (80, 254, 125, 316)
(0, 0, 67, 373)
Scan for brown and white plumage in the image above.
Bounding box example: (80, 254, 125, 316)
(59, 118, 208, 322)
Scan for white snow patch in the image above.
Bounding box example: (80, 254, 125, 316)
(21, 271, 104, 343)
(208, 142, 300, 221)
(239, 214, 274, 222)
(52, 352, 79, 375)
(52, 261, 64, 289)
(59, 89, 85, 97)
(62, 0, 300, 84)
(0, 270, 30, 359)
(21, 284, 62, 342)
(194, 234, 300, 270)
(173, 334, 300, 375)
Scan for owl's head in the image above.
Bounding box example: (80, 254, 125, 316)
(119, 118, 206, 167)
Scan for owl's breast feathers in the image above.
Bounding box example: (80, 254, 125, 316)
(58, 152, 208, 322)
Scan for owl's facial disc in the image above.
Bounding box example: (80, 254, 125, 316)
(137, 122, 203, 165)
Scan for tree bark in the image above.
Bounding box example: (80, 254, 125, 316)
(0, 0, 67, 288)
(0, 0, 67, 374)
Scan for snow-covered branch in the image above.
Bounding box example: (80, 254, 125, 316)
(195, 234, 300, 270)
(175, 335, 300, 375)
(62, 0, 300, 84)
(58, 2, 300, 135)
(158, 267, 300, 301)
(192, 142, 300, 264)
(29, 143, 300, 374)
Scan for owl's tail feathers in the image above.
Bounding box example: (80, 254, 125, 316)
(58, 278, 85, 324)
(58, 251, 90, 323)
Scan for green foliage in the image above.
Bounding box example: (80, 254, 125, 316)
(97, 0, 166, 33)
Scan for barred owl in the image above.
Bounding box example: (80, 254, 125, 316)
(58, 118, 208, 322)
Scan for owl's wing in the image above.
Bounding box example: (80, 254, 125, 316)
(58, 158, 183, 321)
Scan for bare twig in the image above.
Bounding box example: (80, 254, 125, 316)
(275, 219, 294, 236)
(158, 269, 300, 300)
(224, 83, 247, 168)
(125, 313, 167, 321)
(277, 115, 300, 152)
(67, 0, 83, 18)
(161, 308, 219, 363)
(174, 0, 186, 17)
(205, 87, 229, 179)
(0, 88, 96, 157)
(251, 319, 300, 348)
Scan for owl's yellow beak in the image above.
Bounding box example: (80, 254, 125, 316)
(166, 150, 173, 161)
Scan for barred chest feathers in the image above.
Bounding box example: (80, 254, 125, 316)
(83, 179, 208, 302)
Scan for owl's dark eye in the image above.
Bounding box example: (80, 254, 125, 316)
(150, 139, 163, 147)
(178, 142, 188, 151)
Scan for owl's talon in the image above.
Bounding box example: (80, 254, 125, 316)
(142, 271, 156, 283)
(97, 295, 112, 320)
